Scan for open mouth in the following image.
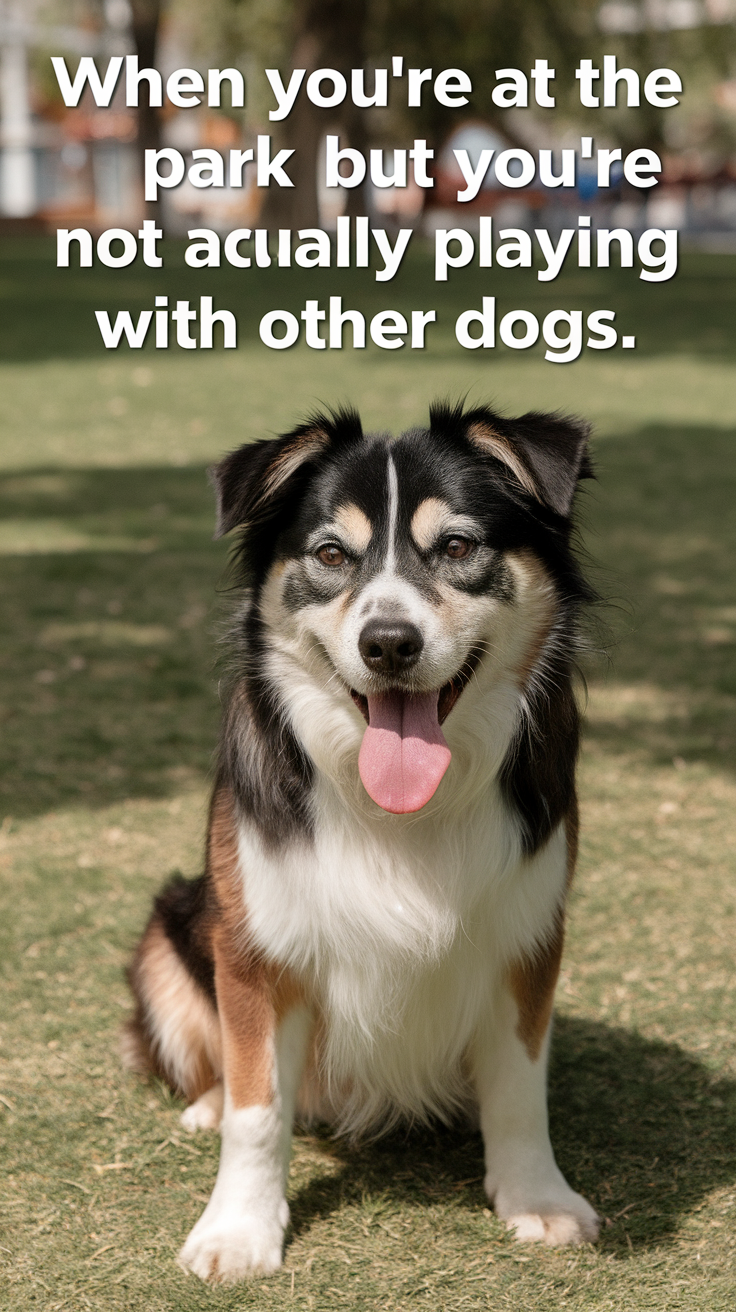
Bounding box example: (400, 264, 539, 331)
(349, 649, 482, 816)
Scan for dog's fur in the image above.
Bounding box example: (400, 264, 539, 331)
(122, 402, 600, 1281)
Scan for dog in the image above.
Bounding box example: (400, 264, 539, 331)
(122, 401, 600, 1281)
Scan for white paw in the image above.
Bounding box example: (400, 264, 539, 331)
(178, 1210, 286, 1282)
(180, 1083, 223, 1133)
(491, 1178, 599, 1247)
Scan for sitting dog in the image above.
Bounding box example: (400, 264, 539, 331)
(122, 401, 600, 1281)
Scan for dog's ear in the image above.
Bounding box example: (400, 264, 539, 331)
(210, 409, 363, 538)
(211, 426, 329, 539)
(464, 409, 593, 518)
(507, 412, 593, 517)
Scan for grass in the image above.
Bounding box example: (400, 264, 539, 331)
(0, 239, 735, 1310)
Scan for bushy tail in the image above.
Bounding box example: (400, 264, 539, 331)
(121, 875, 222, 1101)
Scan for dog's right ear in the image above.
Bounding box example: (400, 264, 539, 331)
(210, 409, 363, 538)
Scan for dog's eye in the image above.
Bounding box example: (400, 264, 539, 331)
(444, 537, 475, 560)
(316, 543, 346, 567)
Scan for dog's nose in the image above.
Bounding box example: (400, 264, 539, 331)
(358, 619, 424, 675)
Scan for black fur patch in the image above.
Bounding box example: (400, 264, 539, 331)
(499, 661, 581, 856)
(428, 401, 593, 518)
(218, 614, 315, 849)
(152, 873, 216, 1003)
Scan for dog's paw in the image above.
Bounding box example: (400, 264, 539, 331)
(488, 1159, 598, 1249)
(178, 1211, 285, 1282)
(505, 1202, 599, 1247)
(180, 1083, 223, 1133)
(492, 1180, 599, 1247)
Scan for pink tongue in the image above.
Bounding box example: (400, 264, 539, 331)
(358, 691, 451, 814)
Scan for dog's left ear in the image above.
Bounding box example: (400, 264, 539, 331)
(509, 412, 593, 517)
(466, 409, 593, 518)
(211, 409, 363, 538)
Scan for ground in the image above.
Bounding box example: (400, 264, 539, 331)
(0, 240, 735, 1310)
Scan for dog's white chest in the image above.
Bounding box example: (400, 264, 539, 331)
(237, 789, 566, 1134)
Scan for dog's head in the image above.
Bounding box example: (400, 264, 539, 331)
(213, 404, 592, 815)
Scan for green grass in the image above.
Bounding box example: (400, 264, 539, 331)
(1, 240, 735, 1310)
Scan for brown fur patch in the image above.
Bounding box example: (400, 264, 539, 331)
(213, 931, 277, 1107)
(505, 549, 556, 692)
(125, 919, 220, 1101)
(410, 497, 451, 550)
(206, 785, 243, 916)
(466, 422, 541, 502)
(507, 802, 578, 1062)
(507, 913, 565, 1063)
(334, 502, 372, 553)
(208, 786, 305, 1108)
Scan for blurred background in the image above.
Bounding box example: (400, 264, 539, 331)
(3, 0, 736, 242)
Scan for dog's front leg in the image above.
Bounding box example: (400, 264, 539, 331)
(178, 938, 309, 1282)
(473, 970, 599, 1247)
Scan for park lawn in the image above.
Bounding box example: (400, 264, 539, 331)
(0, 241, 735, 1310)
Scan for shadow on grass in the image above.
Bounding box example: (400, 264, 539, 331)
(579, 421, 736, 772)
(286, 1016, 736, 1255)
(0, 465, 226, 819)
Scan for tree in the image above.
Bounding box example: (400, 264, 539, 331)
(373, 0, 597, 139)
(273, 0, 369, 227)
(130, 0, 163, 215)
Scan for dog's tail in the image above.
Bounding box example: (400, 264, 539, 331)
(121, 874, 222, 1101)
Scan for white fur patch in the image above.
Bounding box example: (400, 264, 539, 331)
(237, 780, 568, 1136)
(385, 452, 399, 572)
(178, 1101, 287, 1280)
(179, 1008, 311, 1282)
(181, 1082, 224, 1133)
(475, 988, 600, 1246)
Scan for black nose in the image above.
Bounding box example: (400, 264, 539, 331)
(358, 619, 424, 675)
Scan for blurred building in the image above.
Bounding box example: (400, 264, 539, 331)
(0, 0, 257, 232)
(596, 0, 736, 246)
(426, 118, 736, 250)
(599, 0, 736, 33)
(0, 0, 139, 225)
(2, 0, 736, 246)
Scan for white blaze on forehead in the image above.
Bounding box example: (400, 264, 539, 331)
(334, 502, 372, 554)
(385, 453, 399, 573)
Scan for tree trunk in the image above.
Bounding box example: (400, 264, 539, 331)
(263, 0, 368, 229)
(130, 0, 163, 220)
